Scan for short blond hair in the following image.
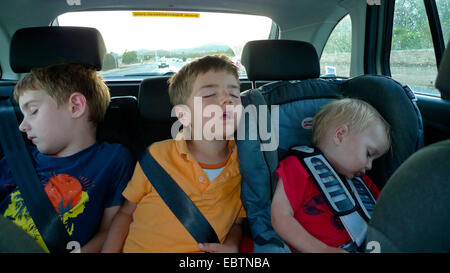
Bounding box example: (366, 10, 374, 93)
(312, 98, 391, 146)
(14, 63, 110, 126)
(168, 55, 239, 106)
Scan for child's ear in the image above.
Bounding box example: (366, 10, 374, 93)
(174, 105, 191, 127)
(68, 92, 87, 119)
(333, 124, 349, 145)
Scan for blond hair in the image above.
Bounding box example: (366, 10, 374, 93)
(168, 55, 239, 105)
(14, 63, 110, 126)
(312, 98, 391, 146)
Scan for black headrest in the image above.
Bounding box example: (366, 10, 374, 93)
(10, 26, 106, 73)
(435, 40, 450, 100)
(138, 77, 174, 122)
(241, 40, 320, 81)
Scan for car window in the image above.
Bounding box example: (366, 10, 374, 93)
(391, 0, 440, 97)
(320, 14, 351, 78)
(436, 0, 449, 46)
(56, 11, 273, 79)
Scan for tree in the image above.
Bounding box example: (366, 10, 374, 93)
(103, 53, 117, 70)
(122, 50, 138, 64)
(392, 0, 432, 50)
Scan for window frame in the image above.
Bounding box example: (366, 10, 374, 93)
(424, 0, 445, 67)
(319, 13, 352, 78)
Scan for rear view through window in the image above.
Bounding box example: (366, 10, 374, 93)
(56, 11, 273, 79)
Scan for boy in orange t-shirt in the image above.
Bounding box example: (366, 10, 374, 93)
(102, 55, 245, 253)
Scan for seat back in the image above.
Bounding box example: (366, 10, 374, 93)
(238, 39, 424, 245)
(138, 76, 177, 146)
(97, 96, 142, 159)
(2, 26, 109, 159)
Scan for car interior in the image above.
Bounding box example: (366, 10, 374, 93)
(0, 0, 449, 253)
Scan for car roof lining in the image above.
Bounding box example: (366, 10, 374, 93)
(0, 0, 357, 35)
(0, 0, 363, 79)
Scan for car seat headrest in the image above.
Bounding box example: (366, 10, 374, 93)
(435, 40, 450, 100)
(138, 76, 174, 122)
(241, 40, 320, 81)
(10, 26, 106, 73)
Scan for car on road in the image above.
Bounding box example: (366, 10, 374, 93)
(158, 62, 169, 68)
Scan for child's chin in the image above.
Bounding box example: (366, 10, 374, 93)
(342, 173, 355, 179)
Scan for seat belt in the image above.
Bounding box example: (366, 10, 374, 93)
(289, 146, 376, 248)
(0, 98, 71, 253)
(139, 149, 220, 244)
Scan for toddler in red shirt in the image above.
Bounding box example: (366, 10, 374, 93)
(271, 98, 391, 253)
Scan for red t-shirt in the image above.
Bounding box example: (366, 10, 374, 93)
(274, 155, 380, 249)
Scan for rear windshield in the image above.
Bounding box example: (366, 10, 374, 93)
(56, 11, 273, 79)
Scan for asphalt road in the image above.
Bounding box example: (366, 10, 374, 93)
(101, 60, 185, 77)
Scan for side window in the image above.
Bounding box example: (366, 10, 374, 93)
(391, 0, 440, 97)
(436, 0, 449, 46)
(320, 14, 351, 78)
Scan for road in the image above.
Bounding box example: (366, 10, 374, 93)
(101, 59, 185, 77)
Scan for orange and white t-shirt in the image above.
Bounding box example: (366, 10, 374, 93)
(122, 137, 245, 253)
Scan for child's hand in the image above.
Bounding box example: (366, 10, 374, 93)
(198, 243, 239, 253)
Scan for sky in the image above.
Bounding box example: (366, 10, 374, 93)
(57, 11, 273, 55)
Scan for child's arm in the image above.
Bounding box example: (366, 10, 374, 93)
(198, 217, 243, 253)
(101, 199, 137, 253)
(271, 178, 347, 253)
(80, 205, 121, 253)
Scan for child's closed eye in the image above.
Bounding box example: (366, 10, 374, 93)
(28, 108, 38, 116)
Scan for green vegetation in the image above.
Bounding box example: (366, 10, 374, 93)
(122, 50, 138, 64)
(131, 44, 235, 62)
(323, 0, 449, 53)
(103, 53, 117, 70)
(394, 0, 449, 50)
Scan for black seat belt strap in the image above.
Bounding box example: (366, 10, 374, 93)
(139, 149, 220, 244)
(0, 98, 70, 253)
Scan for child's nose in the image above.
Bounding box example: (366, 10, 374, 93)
(219, 91, 233, 105)
(18, 119, 30, 132)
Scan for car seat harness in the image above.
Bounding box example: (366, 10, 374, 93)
(289, 146, 376, 252)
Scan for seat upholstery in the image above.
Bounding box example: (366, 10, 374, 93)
(238, 39, 424, 245)
(97, 96, 142, 159)
(435, 41, 450, 100)
(366, 139, 450, 252)
(138, 76, 177, 146)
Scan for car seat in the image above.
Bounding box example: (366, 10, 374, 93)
(6, 26, 142, 161)
(137, 76, 177, 147)
(0, 26, 118, 252)
(238, 39, 424, 246)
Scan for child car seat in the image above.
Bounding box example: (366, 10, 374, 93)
(237, 39, 424, 246)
